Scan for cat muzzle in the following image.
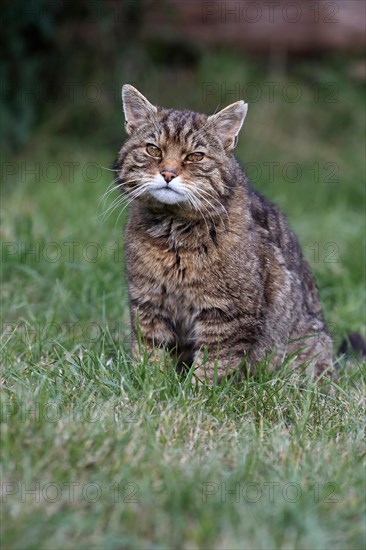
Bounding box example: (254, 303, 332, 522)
(161, 169, 178, 183)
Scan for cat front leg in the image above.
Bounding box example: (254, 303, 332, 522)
(192, 345, 248, 383)
(130, 304, 177, 367)
(191, 309, 256, 382)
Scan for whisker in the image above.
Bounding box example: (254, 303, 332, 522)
(183, 188, 210, 234)
(113, 183, 151, 228)
(99, 165, 120, 173)
(98, 182, 123, 206)
(195, 186, 229, 218)
(193, 189, 226, 229)
(99, 177, 140, 202)
(99, 180, 146, 221)
(99, 195, 125, 218)
(98, 177, 143, 210)
(100, 185, 143, 221)
(99, 196, 126, 221)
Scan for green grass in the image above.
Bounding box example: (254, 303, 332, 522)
(1, 52, 365, 549)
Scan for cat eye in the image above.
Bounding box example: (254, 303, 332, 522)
(146, 144, 162, 158)
(185, 152, 204, 162)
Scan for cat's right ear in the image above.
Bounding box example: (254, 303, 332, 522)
(122, 85, 157, 135)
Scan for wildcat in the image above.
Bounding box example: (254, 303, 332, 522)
(113, 84, 333, 381)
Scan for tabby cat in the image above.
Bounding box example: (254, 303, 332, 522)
(113, 84, 333, 381)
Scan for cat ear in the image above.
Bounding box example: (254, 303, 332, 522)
(207, 101, 248, 150)
(122, 84, 157, 134)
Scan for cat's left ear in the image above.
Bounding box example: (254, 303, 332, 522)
(207, 101, 248, 150)
(122, 84, 157, 135)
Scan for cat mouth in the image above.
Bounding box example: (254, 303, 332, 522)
(156, 186, 181, 195)
(146, 176, 188, 205)
(149, 185, 186, 205)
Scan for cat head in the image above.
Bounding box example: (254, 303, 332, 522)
(116, 84, 248, 217)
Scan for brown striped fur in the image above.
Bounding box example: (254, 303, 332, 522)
(114, 85, 333, 381)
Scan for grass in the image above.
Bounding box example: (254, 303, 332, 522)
(1, 51, 365, 549)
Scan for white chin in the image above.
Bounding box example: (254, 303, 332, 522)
(149, 188, 187, 205)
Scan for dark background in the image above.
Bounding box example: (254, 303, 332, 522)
(1, 0, 365, 152)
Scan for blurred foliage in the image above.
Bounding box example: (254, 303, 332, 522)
(0, 0, 146, 153)
(0, 0, 196, 154)
(1, 0, 365, 156)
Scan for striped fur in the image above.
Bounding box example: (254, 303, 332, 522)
(114, 85, 333, 381)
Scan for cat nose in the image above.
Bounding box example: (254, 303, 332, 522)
(161, 169, 177, 183)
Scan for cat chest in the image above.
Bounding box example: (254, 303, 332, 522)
(132, 242, 210, 300)
(128, 236, 222, 319)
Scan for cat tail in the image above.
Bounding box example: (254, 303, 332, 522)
(337, 332, 366, 359)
